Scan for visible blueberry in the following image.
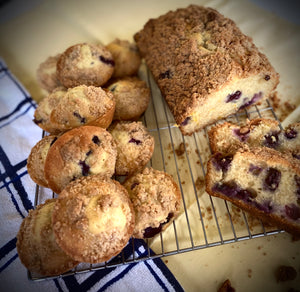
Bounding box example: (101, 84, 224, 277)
(73, 112, 86, 124)
(285, 204, 300, 220)
(239, 92, 263, 110)
(233, 128, 250, 142)
(237, 188, 257, 201)
(86, 150, 92, 156)
(254, 200, 272, 213)
(212, 153, 233, 172)
(264, 75, 270, 81)
(292, 153, 300, 160)
(284, 127, 298, 139)
(131, 182, 139, 190)
(264, 167, 281, 191)
(226, 90, 242, 103)
(263, 131, 280, 148)
(212, 181, 239, 197)
(181, 116, 191, 126)
(129, 138, 142, 145)
(143, 225, 162, 238)
(33, 118, 43, 125)
(109, 84, 118, 92)
(143, 212, 174, 238)
(249, 164, 263, 176)
(99, 55, 115, 66)
(92, 135, 101, 145)
(79, 160, 90, 176)
(158, 70, 172, 79)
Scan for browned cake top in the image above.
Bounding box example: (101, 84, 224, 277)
(134, 5, 277, 124)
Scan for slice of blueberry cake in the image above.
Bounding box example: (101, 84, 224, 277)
(134, 5, 279, 135)
(205, 147, 300, 236)
(208, 119, 300, 160)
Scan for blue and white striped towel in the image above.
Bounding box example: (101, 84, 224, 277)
(0, 58, 184, 292)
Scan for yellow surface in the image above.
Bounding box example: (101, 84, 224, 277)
(1, 0, 300, 291)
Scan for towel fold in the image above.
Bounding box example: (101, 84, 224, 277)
(0, 58, 184, 292)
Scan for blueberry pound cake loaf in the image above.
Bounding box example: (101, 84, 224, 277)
(208, 119, 300, 159)
(134, 5, 279, 135)
(205, 147, 300, 236)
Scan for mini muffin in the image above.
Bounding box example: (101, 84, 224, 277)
(36, 54, 61, 93)
(57, 43, 115, 88)
(16, 199, 79, 276)
(106, 38, 141, 78)
(108, 121, 154, 175)
(44, 126, 117, 194)
(50, 85, 115, 132)
(107, 77, 150, 121)
(33, 86, 67, 134)
(123, 167, 182, 238)
(52, 175, 135, 263)
(27, 135, 58, 188)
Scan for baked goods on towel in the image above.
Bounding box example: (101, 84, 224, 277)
(134, 5, 279, 135)
(52, 175, 135, 263)
(16, 199, 79, 276)
(205, 147, 300, 236)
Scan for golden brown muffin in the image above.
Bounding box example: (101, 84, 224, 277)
(57, 43, 115, 88)
(52, 175, 135, 263)
(16, 199, 79, 276)
(123, 167, 182, 238)
(44, 126, 117, 194)
(108, 121, 154, 176)
(27, 135, 57, 187)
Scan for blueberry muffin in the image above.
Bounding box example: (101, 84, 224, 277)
(106, 38, 141, 78)
(36, 54, 61, 93)
(50, 85, 115, 132)
(206, 146, 300, 236)
(33, 86, 67, 134)
(57, 43, 115, 88)
(16, 199, 79, 276)
(107, 77, 150, 121)
(52, 175, 135, 263)
(108, 121, 154, 175)
(27, 135, 58, 188)
(123, 167, 182, 238)
(44, 126, 117, 194)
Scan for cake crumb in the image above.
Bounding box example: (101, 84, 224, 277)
(195, 177, 205, 190)
(217, 279, 235, 292)
(248, 269, 252, 278)
(175, 142, 187, 156)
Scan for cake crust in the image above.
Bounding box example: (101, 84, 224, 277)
(134, 5, 279, 134)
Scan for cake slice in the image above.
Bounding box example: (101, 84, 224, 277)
(208, 118, 300, 159)
(134, 5, 279, 135)
(205, 147, 300, 236)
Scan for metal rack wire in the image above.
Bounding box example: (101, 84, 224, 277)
(29, 62, 283, 281)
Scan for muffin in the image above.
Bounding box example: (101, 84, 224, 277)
(108, 121, 154, 175)
(44, 126, 117, 194)
(123, 167, 182, 238)
(16, 199, 79, 276)
(52, 175, 135, 263)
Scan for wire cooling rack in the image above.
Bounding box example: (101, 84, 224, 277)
(30, 61, 283, 281)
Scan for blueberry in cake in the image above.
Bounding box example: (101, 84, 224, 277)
(134, 5, 279, 135)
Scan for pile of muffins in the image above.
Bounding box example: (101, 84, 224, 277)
(17, 39, 182, 276)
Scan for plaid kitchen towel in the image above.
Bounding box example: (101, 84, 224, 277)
(0, 58, 184, 292)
